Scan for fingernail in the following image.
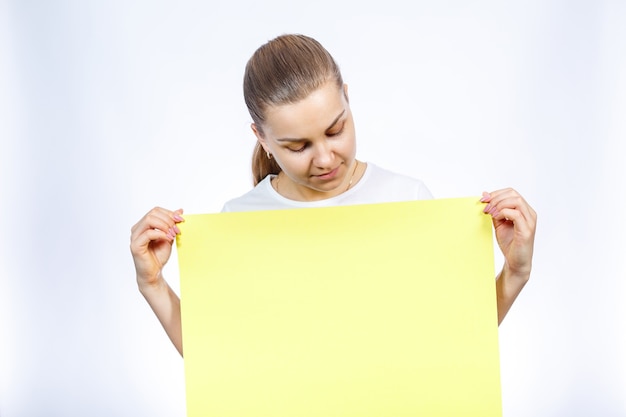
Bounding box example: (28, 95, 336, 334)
(480, 192, 490, 202)
(483, 204, 491, 213)
(173, 214, 184, 222)
(173, 225, 181, 234)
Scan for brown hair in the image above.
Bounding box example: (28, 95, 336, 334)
(244, 34, 344, 185)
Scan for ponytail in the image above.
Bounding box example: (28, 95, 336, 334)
(252, 142, 281, 186)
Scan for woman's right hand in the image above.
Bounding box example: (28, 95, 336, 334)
(130, 207, 184, 289)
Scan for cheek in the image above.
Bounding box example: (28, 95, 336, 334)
(275, 152, 310, 175)
(340, 132, 357, 155)
(343, 122, 357, 148)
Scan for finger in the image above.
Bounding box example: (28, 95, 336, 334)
(489, 203, 531, 233)
(494, 212, 537, 252)
(148, 207, 184, 225)
(131, 207, 170, 233)
(130, 228, 174, 256)
(173, 208, 185, 222)
(131, 207, 183, 236)
(484, 191, 535, 223)
(484, 188, 517, 204)
(494, 195, 536, 229)
(132, 216, 174, 240)
(480, 188, 517, 211)
(491, 207, 532, 234)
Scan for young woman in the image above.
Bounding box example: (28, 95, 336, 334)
(130, 34, 537, 357)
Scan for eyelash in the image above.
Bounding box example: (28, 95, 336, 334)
(326, 126, 345, 137)
(290, 145, 308, 153)
(287, 124, 345, 153)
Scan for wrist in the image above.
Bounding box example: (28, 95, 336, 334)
(500, 262, 531, 283)
(137, 272, 167, 295)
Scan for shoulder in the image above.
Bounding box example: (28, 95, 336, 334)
(221, 176, 283, 212)
(353, 163, 433, 202)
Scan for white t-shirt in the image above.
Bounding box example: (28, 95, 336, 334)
(222, 163, 433, 212)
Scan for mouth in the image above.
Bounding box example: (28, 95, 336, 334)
(315, 166, 340, 180)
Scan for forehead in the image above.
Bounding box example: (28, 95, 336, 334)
(263, 82, 346, 138)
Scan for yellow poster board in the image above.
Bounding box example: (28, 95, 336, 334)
(177, 198, 501, 416)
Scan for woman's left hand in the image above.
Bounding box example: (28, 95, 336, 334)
(481, 188, 537, 277)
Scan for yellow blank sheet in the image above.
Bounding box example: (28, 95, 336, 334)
(176, 197, 501, 416)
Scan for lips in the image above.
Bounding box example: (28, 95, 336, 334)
(315, 166, 340, 180)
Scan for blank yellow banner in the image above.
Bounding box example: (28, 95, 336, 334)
(177, 197, 501, 416)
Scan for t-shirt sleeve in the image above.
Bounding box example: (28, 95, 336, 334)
(416, 181, 434, 200)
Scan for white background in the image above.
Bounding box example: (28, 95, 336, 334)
(1, 1, 625, 416)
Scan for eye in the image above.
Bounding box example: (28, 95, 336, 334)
(326, 122, 345, 137)
(288, 143, 308, 153)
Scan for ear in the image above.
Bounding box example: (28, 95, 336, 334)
(251, 123, 269, 151)
(343, 83, 350, 103)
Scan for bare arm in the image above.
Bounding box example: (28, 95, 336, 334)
(130, 207, 185, 356)
(138, 274, 183, 356)
(495, 263, 530, 325)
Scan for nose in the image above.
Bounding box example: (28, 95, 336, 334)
(312, 141, 335, 168)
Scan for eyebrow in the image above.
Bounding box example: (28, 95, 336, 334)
(276, 109, 346, 142)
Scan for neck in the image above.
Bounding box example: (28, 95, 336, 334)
(273, 160, 363, 201)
